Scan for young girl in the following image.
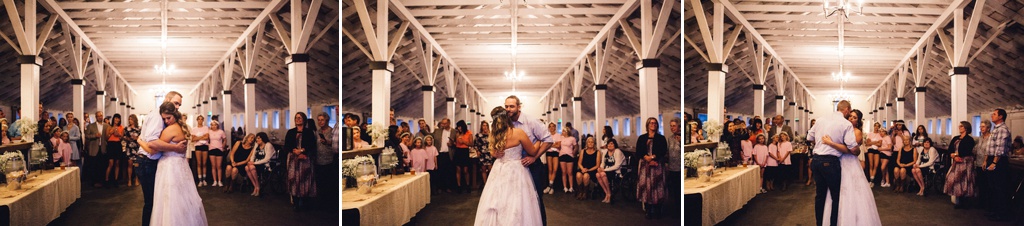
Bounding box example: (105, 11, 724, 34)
(423, 136, 441, 194)
(766, 135, 780, 191)
(776, 132, 793, 191)
(410, 137, 428, 172)
(753, 134, 769, 193)
(544, 123, 562, 194)
(558, 129, 578, 193)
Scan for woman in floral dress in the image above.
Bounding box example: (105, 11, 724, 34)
(475, 121, 494, 188)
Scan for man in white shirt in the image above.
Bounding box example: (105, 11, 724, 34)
(806, 100, 858, 226)
(432, 118, 456, 192)
(134, 91, 187, 226)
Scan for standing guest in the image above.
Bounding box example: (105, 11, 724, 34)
(399, 122, 410, 135)
(864, 123, 884, 187)
(912, 125, 929, 147)
(566, 122, 580, 149)
(748, 118, 765, 143)
(53, 132, 72, 167)
(944, 121, 976, 209)
(208, 121, 227, 187)
(769, 115, 794, 142)
(350, 127, 369, 149)
(58, 118, 68, 133)
(688, 121, 703, 144)
(69, 118, 82, 167)
(983, 109, 1012, 221)
(225, 133, 254, 193)
(192, 115, 211, 187)
(558, 128, 578, 193)
(399, 133, 413, 170)
(124, 115, 141, 186)
(432, 118, 457, 193)
(894, 135, 918, 193)
(731, 119, 751, 165)
(543, 123, 562, 194)
(284, 112, 318, 211)
(575, 136, 601, 200)
(475, 121, 494, 189)
(0, 119, 10, 145)
(636, 117, 668, 219)
(453, 120, 473, 193)
(913, 138, 939, 196)
(343, 113, 370, 142)
(763, 134, 778, 191)
(423, 136, 440, 193)
(597, 139, 624, 203)
(315, 112, 338, 205)
(666, 118, 683, 215)
(600, 126, 614, 147)
(104, 114, 125, 187)
(775, 132, 794, 191)
(417, 119, 432, 138)
(408, 137, 428, 172)
(973, 120, 992, 204)
(877, 127, 894, 188)
(246, 132, 275, 197)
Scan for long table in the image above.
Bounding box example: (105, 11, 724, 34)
(0, 167, 81, 226)
(342, 172, 430, 226)
(684, 165, 760, 226)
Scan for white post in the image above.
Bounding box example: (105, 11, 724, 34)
(594, 84, 607, 132)
(20, 56, 40, 122)
(289, 55, 310, 121)
(245, 78, 257, 131)
(370, 61, 393, 141)
(422, 85, 435, 126)
(73, 79, 84, 124)
(753, 85, 765, 118)
(915, 87, 926, 127)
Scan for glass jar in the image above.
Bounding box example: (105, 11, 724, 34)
(380, 151, 396, 171)
(5, 155, 26, 190)
(355, 160, 377, 194)
(697, 151, 714, 182)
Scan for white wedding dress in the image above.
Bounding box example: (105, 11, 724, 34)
(151, 147, 208, 226)
(823, 153, 881, 226)
(474, 145, 542, 226)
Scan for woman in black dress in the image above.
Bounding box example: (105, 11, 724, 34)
(575, 136, 600, 200)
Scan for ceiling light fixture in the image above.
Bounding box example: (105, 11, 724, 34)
(503, 0, 525, 93)
(824, 0, 864, 102)
(153, 0, 174, 95)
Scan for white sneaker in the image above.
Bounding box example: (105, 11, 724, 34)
(568, 188, 574, 193)
(548, 189, 554, 194)
(198, 181, 205, 187)
(869, 182, 875, 188)
(543, 187, 551, 194)
(564, 188, 569, 193)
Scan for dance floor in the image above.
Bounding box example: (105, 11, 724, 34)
(717, 182, 1019, 226)
(408, 189, 680, 225)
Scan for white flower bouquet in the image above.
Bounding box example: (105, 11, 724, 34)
(342, 155, 375, 178)
(368, 124, 389, 147)
(684, 149, 713, 169)
(16, 119, 36, 142)
(703, 120, 722, 142)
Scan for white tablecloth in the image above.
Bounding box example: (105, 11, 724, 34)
(684, 165, 760, 226)
(342, 172, 431, 226)
(0, 167, 81, 226)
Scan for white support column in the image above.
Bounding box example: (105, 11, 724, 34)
(446, 98, 456, 124)
(95, 62, 106, 116)
(775, 96, 785, 119)
(20, 56, 40, 122)
(638, 61, 659, 121)
(950, 68, 968, 122)
(370, 61, 393, 132)
(289, 55, 310, 121)
(245, 78, 257, 132)
(915, 87, 926, 127)
(422, 85, 435, 125)
(753, 85, 765, 118)
(72, 79, 84, 124)
(787, 101, 796, 128)
(573, 97, 582, 130)
(896, 98, 906, 121)
(594, 84, 607, 131)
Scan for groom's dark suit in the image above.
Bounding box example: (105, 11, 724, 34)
(806, 111, 857, 226)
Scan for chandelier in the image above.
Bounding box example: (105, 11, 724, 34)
(153, 0, 173, 94)
(503, 0, 525, 93)
(825, 0, 863, 102)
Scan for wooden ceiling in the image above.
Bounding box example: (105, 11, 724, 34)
(343, 0, 681, 120)
(685, 0, 1024, 118)
(0, 0, 339, 112)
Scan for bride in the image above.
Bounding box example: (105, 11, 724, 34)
(474, 106, 541, 226)
(820, 109, 881, 226)
(141, 102, 208, 226)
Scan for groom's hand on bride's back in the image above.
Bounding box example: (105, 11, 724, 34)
(172, 141, 187, 153)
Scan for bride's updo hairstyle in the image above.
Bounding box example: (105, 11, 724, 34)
(159, 102, 190, 139)
(489, 106, 513, 155)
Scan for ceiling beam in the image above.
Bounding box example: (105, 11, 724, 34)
(188, 0, 288, 96)
(401, 0, 628, 6)
(409, 7, 620, 17)
(40, 0, 139, 96)
(866, 0, 961, 100)
(58, 1, 271, 9)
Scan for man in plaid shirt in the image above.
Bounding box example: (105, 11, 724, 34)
(984, 109, 1012, 221)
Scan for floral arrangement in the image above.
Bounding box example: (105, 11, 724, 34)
(368, 124, 389, 147)
(15, 119, 36, 142)
(379, 147, 398, 169)
(30, 143, 47, 164)
(684, 149, 712, 169)
(703, 120, 722, 142)
(0, 151, 24, 174)
(342, 155, 375, 178)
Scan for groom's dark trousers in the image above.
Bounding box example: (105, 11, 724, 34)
(528, 159, 548, 226)
(812, 155, 841, 226)
(135, 156, 159, 226)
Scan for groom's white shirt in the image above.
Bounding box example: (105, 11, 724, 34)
(513, 113, 552, 147)
(807, 111, 857, 157)
(140, 110, 166, 160)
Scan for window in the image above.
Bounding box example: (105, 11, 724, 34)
(411, 120, 419, 133)
(624, 118, 631, 136)
(557, 119, 563, 133)
(659, 114, 664, 135)
(934, 119, 940, 135)
(973, 115, 982, 136)
(636, 117, 642, 136)
(285, 110, 291, 128)
(612, 119, 619, 135)
(946, 118, 952, 135)
(255, 114, 259, 128)
(927, 119, 933, 133)
(262, 112, 268, 128)
(273, 111, 280, 129)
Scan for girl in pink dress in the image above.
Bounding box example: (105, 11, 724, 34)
(753, 134, 769, 193)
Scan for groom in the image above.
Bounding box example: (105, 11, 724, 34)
(501, 96, 553, 225)
(135, 91, 187, 226)
(806, 100, 857, 226)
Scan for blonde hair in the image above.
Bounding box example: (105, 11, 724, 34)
(489, 106, 513, 155)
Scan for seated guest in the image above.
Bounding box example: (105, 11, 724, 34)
(597, 139, 624, 203)
(225, 134, 255, 193)
(1012, 136, 1024, 156)
(575, 136, 600, 200)
(246, 132, 276, 197)
(912, 138, 939, 196)
(894, 135, 918, 193)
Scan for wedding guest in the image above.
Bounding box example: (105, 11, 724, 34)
(350, 127, 369, 149)
(666, 118, 683, 215)
(913, 138, 939, 196)
(124, 115, 141, 186)
(765, 134, 780, 191)
(597, 139, 624, 203)
(69, 118, 82, 167)
(974, 120, 992, 204)
(865, 122, 884, 187)
(912, 125, 929, 147)
(575, 136, 601, 200)
(475, 121, 494, 189)
(192, 115, 211, 187)
(423, 136, 440, 194)
(566, 122, 580, 149)
(894, 135, 918, 193)
(748, 118, 765, 143)
(246, 132, 275, 197)
(225, 133, 255, 193)
(432, 118, 457, 193)
(454, 120, 473, 193)
(945, 121, 976, 209)
(1012, 136, 1024, 156)
(0, 119, 10, 145)
(754, 134, 770, 193)
(315, 112, 338, 205)
(85, 111, 108, 188)
(775, 132, 794, 191)
(543, 122, 562, 194)
(53, 131, 72, 166)
(877, 127, 894, 188)
(558, 128, 578, 193)
(688, 121, 703, 144)
(636, 117, 668, 219)
(105, 114, 125, 187)
(285, 113, 318, 211)
(983, 109, 1011, 220)
(417, 119, 432, 138)
(208, 121, 227, 187)
(600, 126, 614, 147)
(399, 133, 413, 169)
